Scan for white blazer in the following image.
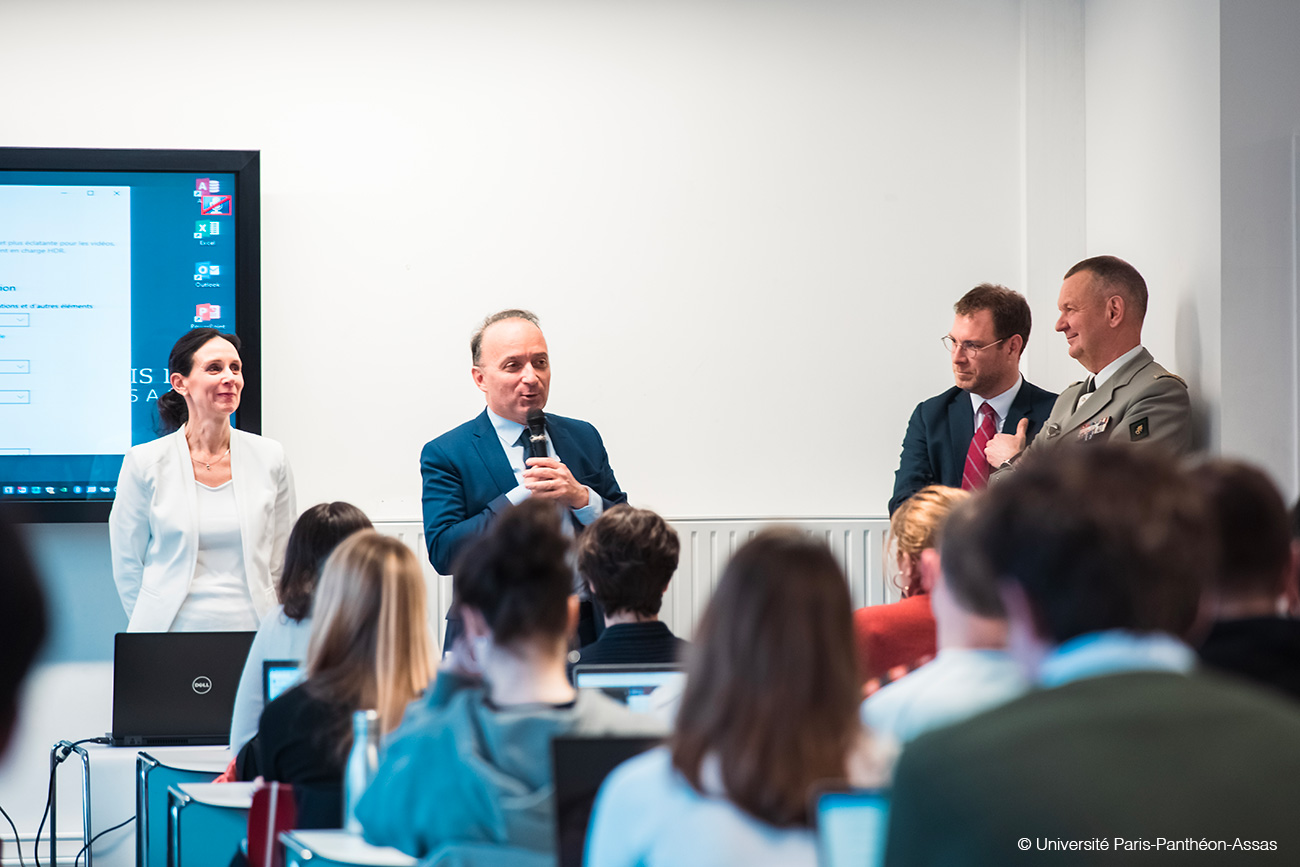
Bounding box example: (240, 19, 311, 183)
(109, 425, 297, 632)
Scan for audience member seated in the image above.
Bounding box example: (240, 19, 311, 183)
(239, 530, 433, 827)
(356, 499, 665, 861)
(569, 505, 688, 669)
(1193, 459, 1300, 701)
(0, 514, 47, 759)
(862, 499, 1026, 741)
(230, 501, 373, 763)
(586, 528, 892, 867)
(885, 447, 1300, 865)
(853, 485, 969, 682)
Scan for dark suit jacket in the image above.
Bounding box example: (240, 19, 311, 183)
(886, 670, 1300, 866)
(421, 410, 627, 575)
(1198, 617, 1300, 703)
(571, 621, 689, 668)
(889, 379, 1057, 514)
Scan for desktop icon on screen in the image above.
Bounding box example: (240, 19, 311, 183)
(195, 304, 221, 323)
(194, 220, 221, 238)
(200, 195, 232, 216)
(195, 178, 222, 196)
(2, 486, 12, 495)
(194, 262, 221, 280)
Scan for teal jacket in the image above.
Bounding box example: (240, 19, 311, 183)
(357, 671, 666, 861)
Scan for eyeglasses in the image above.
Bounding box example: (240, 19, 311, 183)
(941, 335, 1006, 356)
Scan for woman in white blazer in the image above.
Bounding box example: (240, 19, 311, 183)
(109, 329, 296, 632)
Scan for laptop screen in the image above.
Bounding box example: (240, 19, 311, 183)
(571, 664, 685, 714)
(815, 788, 890, 867)
(111, 631, 255, 746)
(262, 659, 301, 704)
(552, 735, 663, 867)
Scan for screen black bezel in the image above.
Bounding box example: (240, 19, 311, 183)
(0, 147, 261, 523)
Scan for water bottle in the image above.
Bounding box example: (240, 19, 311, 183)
(343, 709, 381, 833)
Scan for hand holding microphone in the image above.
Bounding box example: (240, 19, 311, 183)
(523, 409, 589, 509)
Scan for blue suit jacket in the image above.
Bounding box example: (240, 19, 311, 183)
(421, 410, 628, 575)
(888, 380, 1057, 514)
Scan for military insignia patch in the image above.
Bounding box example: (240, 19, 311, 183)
(1130, 418, 1150, 441)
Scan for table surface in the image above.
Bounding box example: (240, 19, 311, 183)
(141, 746, 234, 774)
(282, 829, 417, 866)
(174, 780, 258, 809)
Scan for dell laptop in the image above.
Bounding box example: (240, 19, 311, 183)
(109, 631, 255, 747)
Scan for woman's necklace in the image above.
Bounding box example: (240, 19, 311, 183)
(191, 446, 230, 471)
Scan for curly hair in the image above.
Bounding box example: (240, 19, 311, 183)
(577, 506, 680, 618)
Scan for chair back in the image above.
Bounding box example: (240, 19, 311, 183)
(248, 783, 298, 867)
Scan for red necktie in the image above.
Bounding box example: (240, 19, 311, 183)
(962, 402, 997, 490)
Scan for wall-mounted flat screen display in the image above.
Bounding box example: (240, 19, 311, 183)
(0, 148, 261, 522)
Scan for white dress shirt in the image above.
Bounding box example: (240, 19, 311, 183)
(968, 375, 1023, 435)
(485, 409, 602, 525)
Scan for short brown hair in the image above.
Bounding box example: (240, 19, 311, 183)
(953, 283, 1032, 349)
(577, 506, 680, 618)
(937, 499, 1005, 619)
(890, 485, 971, 596)
(1064, 255, 1148, 321)
(672, 528, 861, 828)
(470, 309, 540, 366)
(953, 446, 1210, 642)
(1191, 459, 1292, 600)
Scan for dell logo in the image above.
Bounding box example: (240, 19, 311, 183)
(192, 676, 212, 695)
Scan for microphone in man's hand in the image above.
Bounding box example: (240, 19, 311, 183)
(526, 408, 548, 461)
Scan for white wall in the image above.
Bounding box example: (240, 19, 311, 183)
(1081, 0, 1222, 452)
(1221, 0, 1300, 499)
(4, 0, 1028, 523)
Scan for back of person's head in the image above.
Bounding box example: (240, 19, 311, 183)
(577, 506, 680, 619)
(453, 498, 572, 648)
(0, 515, 47, 755)
(672, 528, 860, 828)
(279, 502, 373, 621)
(936, 500, 1007, 619)
(954, 446, 1211, 644)
(306, 530, 432, 743)
(890, 485, 970, 596)
(953, 283, 1032, 350)
(1190, 459, 1292, 605)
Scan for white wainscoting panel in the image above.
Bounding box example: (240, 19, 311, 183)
(375, 517, 893, 647)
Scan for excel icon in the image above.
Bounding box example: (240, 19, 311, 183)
(194, 220, 222, 239)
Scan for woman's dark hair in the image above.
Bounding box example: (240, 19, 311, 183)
(671, 528, 861, 828)
(453, 499, 572, 647)
(279, 502, 373, 621)
(577, 506, 680, 618)
(157, 328, 242, 432)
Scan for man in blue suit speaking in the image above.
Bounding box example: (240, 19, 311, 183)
(889, 284, 1057, 514)
(421, 309, 627, 646)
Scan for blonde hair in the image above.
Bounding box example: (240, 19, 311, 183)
(889, 485, 971, 596)
(304, 531, 433, 748)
